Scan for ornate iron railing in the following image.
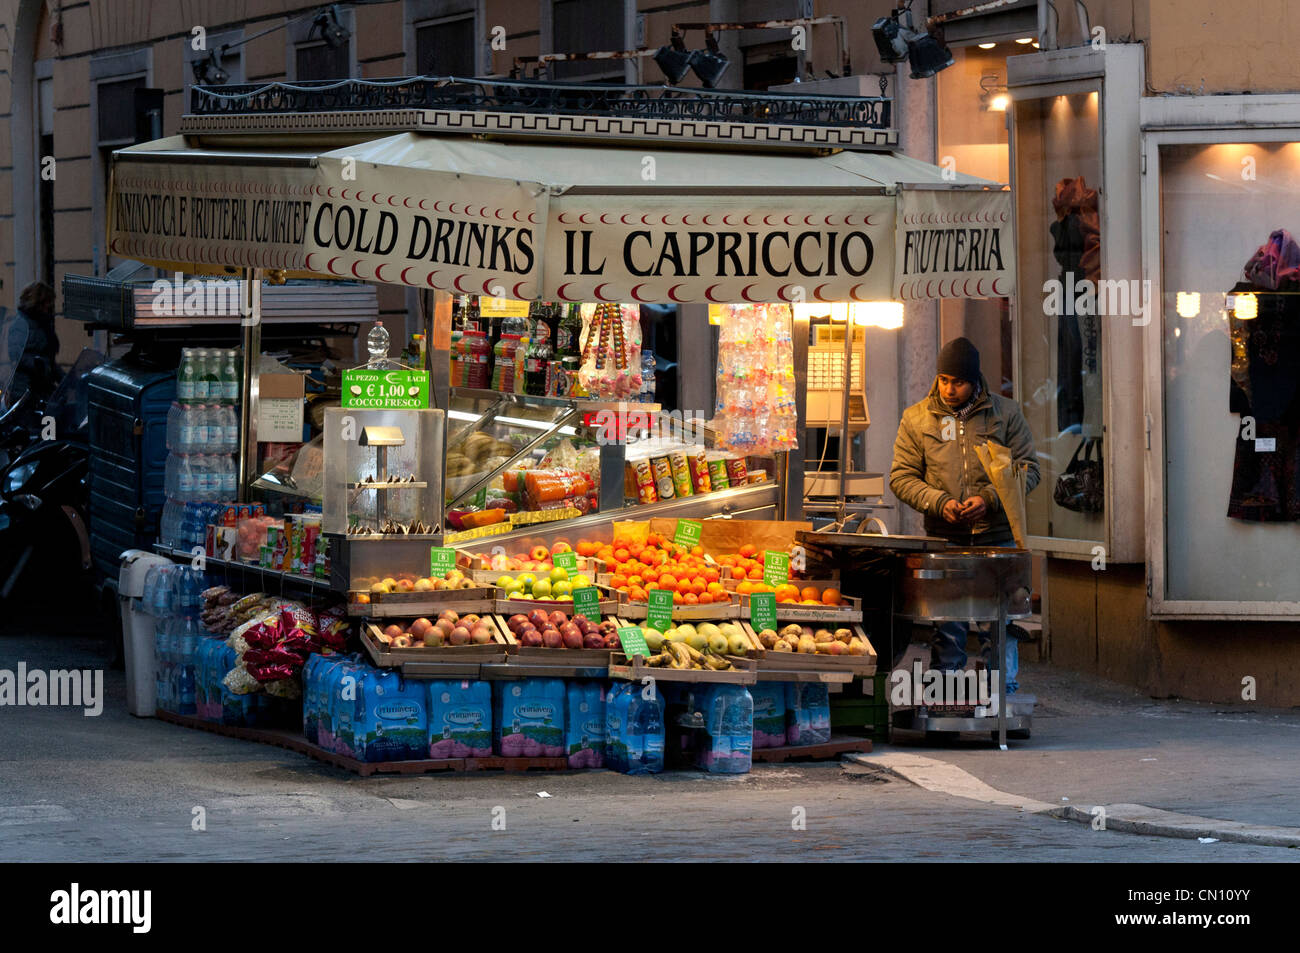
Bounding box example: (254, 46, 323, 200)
(189, 75, 891, 129)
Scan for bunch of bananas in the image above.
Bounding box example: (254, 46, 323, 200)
(644, 641, 735, 672)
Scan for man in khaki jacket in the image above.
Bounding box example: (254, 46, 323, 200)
(889, 337, 1039, 687)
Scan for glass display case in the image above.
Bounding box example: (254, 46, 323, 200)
(323, 406, 445, 537)
(442, 387, 782, 547)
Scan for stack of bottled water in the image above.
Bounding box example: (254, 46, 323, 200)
(143, 563, 206, 716)
(160, 348, 241, 547)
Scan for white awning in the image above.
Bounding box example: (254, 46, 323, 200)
(111, 132, 1014, 302)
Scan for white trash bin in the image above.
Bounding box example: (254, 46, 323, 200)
(118, 549, 174, 717)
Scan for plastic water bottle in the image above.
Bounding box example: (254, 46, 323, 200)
(640, 350, 656, 403)
(177, 617, 199, 716)
(366, 321, 390, 363)
(178, 349, 196, 403)
(224, 406, 239, 450)
(220, 454, 237, 498)
(221, 350, 240, 404)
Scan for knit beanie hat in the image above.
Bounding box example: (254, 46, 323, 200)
(937, 337, 980, 382)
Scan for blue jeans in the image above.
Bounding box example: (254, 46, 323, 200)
(933, 621, 1019, 694)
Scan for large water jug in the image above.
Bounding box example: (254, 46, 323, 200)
(700, 685, 753, 774)
(354, 670, 428, 763)
(785, 682, 831, 747)
(750, 683, 787, 749)
(494, 678, 565, 758)
(625, 685, 665, 774)
(427, 679, 492, 758)
(565, 681, 605, 769)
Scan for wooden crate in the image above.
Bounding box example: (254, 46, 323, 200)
(359, 587, 498, 618)
(610, 588, 740, 622)
(362, 619, 510, 670)
(738, 591, 864, 623)
(739, 622, 878, 677)
(495, 596, 619, 618)
(492, 613, 616, 667)
(608, 652, 757, 685)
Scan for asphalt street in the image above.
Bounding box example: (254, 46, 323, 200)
(2, 623, 1297, 862)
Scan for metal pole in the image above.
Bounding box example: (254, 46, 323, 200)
(997, 598, 1008, 750)
(836, 320, 853, 523)
(789, 312, 809, 521)
(238, 268, 262, 502)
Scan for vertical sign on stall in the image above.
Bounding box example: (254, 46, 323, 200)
(618, 625, 650, 659)
(646, 589, 675, 632)
(429, 547, 457, 578)
(673, 519, 703, 550)
(572, 586, 601, 620)
(749, 592, 778, 634)
(763, 550, 791, 587)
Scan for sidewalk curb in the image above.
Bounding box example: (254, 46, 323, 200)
(1051, 804, 1300, 848)
(844, 753, 1300, 849)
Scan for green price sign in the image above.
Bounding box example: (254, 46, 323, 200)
(618, 626, 650, 659)
(673, 519, 703, 549)
(553, 550, 578, 572)
(429, 547, 457, 578)
(749, 592, 778, 634)
(342, 368, 430, 409)
(763, 550, 791, 587)
(572, 586, 601, 620)
(646, 588, 675, 632)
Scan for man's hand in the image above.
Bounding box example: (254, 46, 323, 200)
(942, 499, 964, 523)
(959, 496, 988, 522)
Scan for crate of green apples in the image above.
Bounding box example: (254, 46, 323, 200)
(493, 565, 618, 617)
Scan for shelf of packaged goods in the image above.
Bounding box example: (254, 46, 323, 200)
(153, 544, 337, 593)
(449, 386, 660, 416)
(451, 481, 781, 556)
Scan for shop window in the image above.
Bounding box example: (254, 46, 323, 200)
(97, 77, 147, 144)
(1158, 142, 1300, 603)
(416, 15, 476, 76)
(1012, 90, 1104, 543)
(937, 45, 1020, 404)
(551, 0, 624, 81)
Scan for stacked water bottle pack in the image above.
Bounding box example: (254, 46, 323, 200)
(141, 563, 206, 716)
(160, 347, 242, 548)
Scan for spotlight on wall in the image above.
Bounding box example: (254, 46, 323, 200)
(653, 32, 693, 84)
(192, 49, 229, 85)
(872, 6, 953, 79)
(690, 33, 730, 88)
(654, 29, 729, 87)
(313, 5, 350, 49)
(980, 74, 1009, 111)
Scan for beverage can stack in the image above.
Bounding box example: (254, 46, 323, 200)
(161, 348, 242, 547)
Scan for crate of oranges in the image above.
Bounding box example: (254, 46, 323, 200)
(596, 531, 739, 621)
(739, 579, 863, 623)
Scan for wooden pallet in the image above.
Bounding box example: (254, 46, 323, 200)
(751, 736, 873, 763)
(155, 710, 572, 776)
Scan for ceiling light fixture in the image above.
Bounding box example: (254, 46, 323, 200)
(978, 42, 997, 49)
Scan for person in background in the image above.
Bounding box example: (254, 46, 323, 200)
(5, 282, 61, 426)
(889, 337, 1039, 692)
